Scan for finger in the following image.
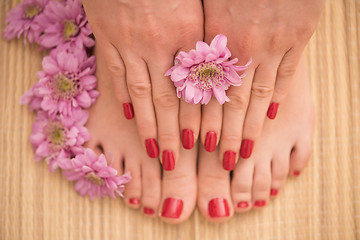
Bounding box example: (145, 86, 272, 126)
(219, 67, 255, 171)
(148, 57, 180, 171)
(240, 63, 280, 159)
(267, 47, 304, 120)
(200, 97, 223, 152)
(97, 40, 134, 120)
(124, 55, 159, 159)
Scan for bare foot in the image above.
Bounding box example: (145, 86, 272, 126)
(197, 57, 314, 221)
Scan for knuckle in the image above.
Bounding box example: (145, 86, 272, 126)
(251, 82, 274, 99)
(221, 133, 242, 144)
(277, 64, 297, 80)
(128, 81, 152, 98)
(153, 91, 178, 109)
(158, 131, 178, 143)
(226, 93, 249, 111)
(245, 120, 263, 137)
(136, 119, 154, 134)
(107, 63, 125, 77)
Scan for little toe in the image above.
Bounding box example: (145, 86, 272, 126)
(198, 145, 233, 222)
(289, 141, 312, 177)
(122, 153, 142, 209)
(270, 152, 290, 198)
(159, 145, 197, 223)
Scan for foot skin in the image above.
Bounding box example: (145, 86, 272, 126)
(197, 57, 314, 220)
(85, 46, 197, 222)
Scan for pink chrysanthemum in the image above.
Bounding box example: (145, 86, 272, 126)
(59, 148, 132, 199)
(22, 46, 99, 117)
(30, 110, 90, 171)
(165, 34, 251, 105)
(35, 0, 94, 50)
(3, 0, 48, 43)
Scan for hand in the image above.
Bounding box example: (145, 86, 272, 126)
(82, 0, 204, 170)
(202, 0, 324, 170)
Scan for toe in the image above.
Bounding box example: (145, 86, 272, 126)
(251, 160, 271, 209)
(123, 153, 142, 209)
(270, 152, 290, 198)
(160, 146, 197, 223)
(198, 145, 233, 222)
(289, 140, 312, 177)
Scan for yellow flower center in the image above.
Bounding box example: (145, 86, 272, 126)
(189, 62, 224, 90)
(51, 73, 79, 100)
(85, 172, 105, 186)
(23, 4, 42, 19)
(62, 20, 79, 40)
(45, 122, 65, 150)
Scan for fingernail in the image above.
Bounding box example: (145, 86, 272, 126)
(270, 189, 278, 196)
(223, 151, 236, 171)
(129, 198, 140, 205)
(294, 171, 301, 176)
(161, 198, 183, 218)
(143, 207, 155, 215)
(162, 150, 175, 171)
(237, 201, 249, 208)
(145, 138, 159, 158)
(208, 198, 230, 218)
(254, 200, 266, 207)
(240, 139, 254, 159)
(182, 129, 194, 150)
(267, 102, 279, 120)
(123, 102, 134, 119)
(204, 131, 217, 152)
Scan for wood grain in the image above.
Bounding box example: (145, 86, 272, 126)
(0, 0, 359, 239)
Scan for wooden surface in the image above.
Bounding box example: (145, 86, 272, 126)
(0, 0, 359, 239)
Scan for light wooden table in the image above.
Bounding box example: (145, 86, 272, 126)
(0, 0, 359, 239)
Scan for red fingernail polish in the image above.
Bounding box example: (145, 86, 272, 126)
(270, 189, 278, 196)
(161, 198, 183, 218)
(182, 129, 194, 150)
(223, 151, 236, 171)
(208, 198, 230, 218)
(240, 139, 254, 159)
(129, 198, 140, 205)
(145, 139, 159, 158)
(143, 207, 155, 215)
(237, 201, 249, 208)
(123, 102, 134, 119)
(254, 200, 266, 207)
(162, 150, 175, 171)
(204, 131, 217, 152)
(267, 102, 279, 120)
(294, 171, 300, 176)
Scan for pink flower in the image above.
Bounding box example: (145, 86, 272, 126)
(28, 47, 99, 117)
(36, 0, 94, 50)
(165, 34, 251, 105)
(30, 110, 90, 171)
(3, 0, 49, 43)
(60, 148, 132, 199)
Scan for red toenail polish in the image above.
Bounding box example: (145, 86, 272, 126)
(208, 198, 230, 218)
(240, 139, 254, 159)
(123, 102, 134, 119)
(254, 200, 266, 207)
(145, 138, 159, 158)
(129, 198, 140, 205)
(223, 151, 236, 171)
(294, 171, 301, 176)
(161, 198, 183, 218)
(237, 201, 249, 208)
(270, 189, 278, 196)
(204, 131, 217, 152)
(267, 102, 279, 120)
(182, 129, 194, 150)
(162, 150, 175, 171)
(143, 207, 155, 215)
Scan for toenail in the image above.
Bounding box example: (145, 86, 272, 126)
(204, 131, 217, 152)
(129, 198, 140, 205)
(162, 150, 175, 171)
(223, 151, 236, 171)
(240, 139, 254, 159)
(294, 171, 301, 176)
(123, 102, 134, 119)
(254, 200, 266, 207)
(237, 201, 249, 208)
(267, 102, 279, 120)
(270, 189, 278, 196)
(145, 138, 159, 158)
(208, 198, 230, 218)
(143, 207, 155, 215)
(161, 198, 183, 218)
(182, 129, 194, 150)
